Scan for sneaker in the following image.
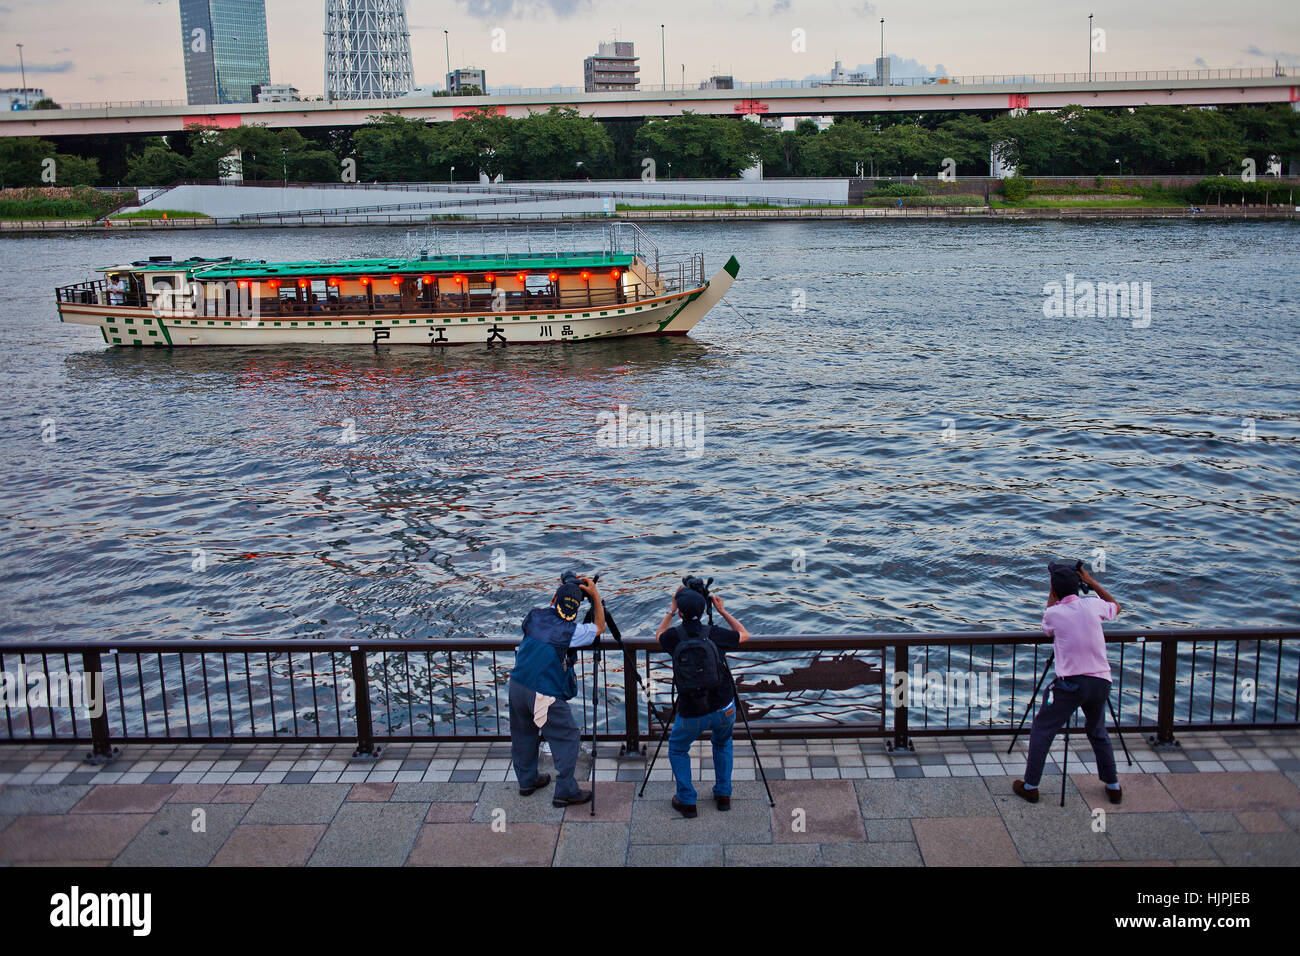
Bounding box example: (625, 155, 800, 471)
(714, 795, 731, 812)
(552, 790, 593, 808)
(1012, 779, 1040, 804)
(519, 773, 552, 796)
(672, 796, 698, 818)
(1106, 785, 1123, 805)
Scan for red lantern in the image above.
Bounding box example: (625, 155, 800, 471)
(297, 279, 309, 288)
(422, 275, 433, 285)
(237, 280, 248, 289)
(360, 276, 370, 286)
(610, 269, 621, 280)
(484, 273, 496, 283)
(580, 271, 590, 281)
(453, 274, 466, 286)
(516, 272, 527, 283)
(327, 277, 339, 287)
(268, 279, 280, 290)
(548, 271, 558, 282)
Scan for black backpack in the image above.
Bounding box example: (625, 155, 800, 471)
(672, 622, 724, 699)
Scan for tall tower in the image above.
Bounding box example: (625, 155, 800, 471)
(324, 0, 415, 100)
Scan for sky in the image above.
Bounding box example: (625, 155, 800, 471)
(0, 0, 1296, 104)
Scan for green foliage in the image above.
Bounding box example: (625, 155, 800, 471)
(0, 186, 132, 219)
(869, 182, 928, 197)
(999, 175, 1031, 202)
(1186, 176, 1296, 204)
(0, 137, 99, 187)
(634, 112, 764, 178)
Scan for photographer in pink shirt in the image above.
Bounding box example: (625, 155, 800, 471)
(1014, 563, 1124, 805)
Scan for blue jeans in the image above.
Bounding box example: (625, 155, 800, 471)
(667, 700, 735, 805)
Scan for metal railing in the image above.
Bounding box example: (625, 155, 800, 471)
(1, 628, 1295, 759)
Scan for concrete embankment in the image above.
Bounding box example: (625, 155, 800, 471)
(3, 204, 1295, 233)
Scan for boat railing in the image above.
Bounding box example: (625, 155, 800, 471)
(54, 279, 148, 309)
(1, 627, 1295, 755)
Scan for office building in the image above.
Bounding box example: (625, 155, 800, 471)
(446, 68, 486, 94)
(179, 0, 271, 105)
(584, 41, 638, 93)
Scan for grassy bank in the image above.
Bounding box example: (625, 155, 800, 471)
(0, 186, 134, 220)
(109, 209, 210, 220)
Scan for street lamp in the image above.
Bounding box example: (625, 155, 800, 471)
(1088, 14, 1093, 81)
(660, 24, 666, 88)
(444, 30, 451, 89)
(450, 164, 455, 183)
(16, 43, 26, 107)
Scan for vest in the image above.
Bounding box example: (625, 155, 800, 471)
(511, 607, 578, 699)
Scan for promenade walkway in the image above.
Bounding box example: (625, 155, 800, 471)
(2, 728, 1298, 866)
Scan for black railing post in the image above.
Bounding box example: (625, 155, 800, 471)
(620, 644, 642, 757)
(349, 646, 379, 758)
(891, 643, 913, 752)
(1152, 637, 1179, 747)
(82, 650, 117, 764)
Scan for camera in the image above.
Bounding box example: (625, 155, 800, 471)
(682, 575, 714, 599)
(561, 570, 598, 594)
(1048, 560, 1092, 594)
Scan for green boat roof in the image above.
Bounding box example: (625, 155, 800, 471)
(99, 252, 635, 278)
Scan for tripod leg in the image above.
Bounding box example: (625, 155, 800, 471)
(1008, 653, 1054, 754)
(729, 675, 775, 808)
(1106, 696, 1133, 766)
(639, 697, 677, 797)
(1060, 713, 1071, 808)
(590, 652, 599, 816)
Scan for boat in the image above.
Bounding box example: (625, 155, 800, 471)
(54, 223, 738, 348)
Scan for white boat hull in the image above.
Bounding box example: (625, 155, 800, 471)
(60, 257, 739, 348)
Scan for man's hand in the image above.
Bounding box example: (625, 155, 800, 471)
(1079, 566, 1097, 589)
(578, 577, 599, 600)
(711, 595, 725, 613)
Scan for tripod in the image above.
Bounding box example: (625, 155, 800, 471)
(638, 594, 775, 808)
(1008, 651, 1133, 807)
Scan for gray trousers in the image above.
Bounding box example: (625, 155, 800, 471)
(509, 678, 581, 799)
(1024, 674, 1118, 787)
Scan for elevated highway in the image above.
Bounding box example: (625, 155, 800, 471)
(2, 69, 1296, 138)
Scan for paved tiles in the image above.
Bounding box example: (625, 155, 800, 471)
(1, 731, 1298, 866)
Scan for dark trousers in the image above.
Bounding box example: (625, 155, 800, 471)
(508, 678, 581, 799)
(1024, 675, 1118, 787)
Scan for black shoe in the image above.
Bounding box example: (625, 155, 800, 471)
(672, 796, 698, 818)
(714, 795, 731, 812)
(1106, 785, 1123, 805)
(519, 773, 551, 796)
(1012, 779, 1040, 804)
(552, 790, 593, 808)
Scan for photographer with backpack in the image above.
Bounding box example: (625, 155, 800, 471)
(653, 582, 750, 818)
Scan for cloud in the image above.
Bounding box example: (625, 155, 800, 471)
(799, 53, 946, 83)
(1241, 45, 1299, 66)
(452, 0, 594, 17)
(0, 59, 75, 74)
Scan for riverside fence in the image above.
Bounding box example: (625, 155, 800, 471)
(1, 628, 1297, 760)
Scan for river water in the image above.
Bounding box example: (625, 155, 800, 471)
(3, 218, 1298, 731)
(1, 219, 1297, 646)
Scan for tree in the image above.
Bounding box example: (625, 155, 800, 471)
(0, 137, 58, 187)
(353, 114, 437, 181)
(124, 143, 190, 185)
(633, 112, 763, 178)
(511, 107, 614, 180)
